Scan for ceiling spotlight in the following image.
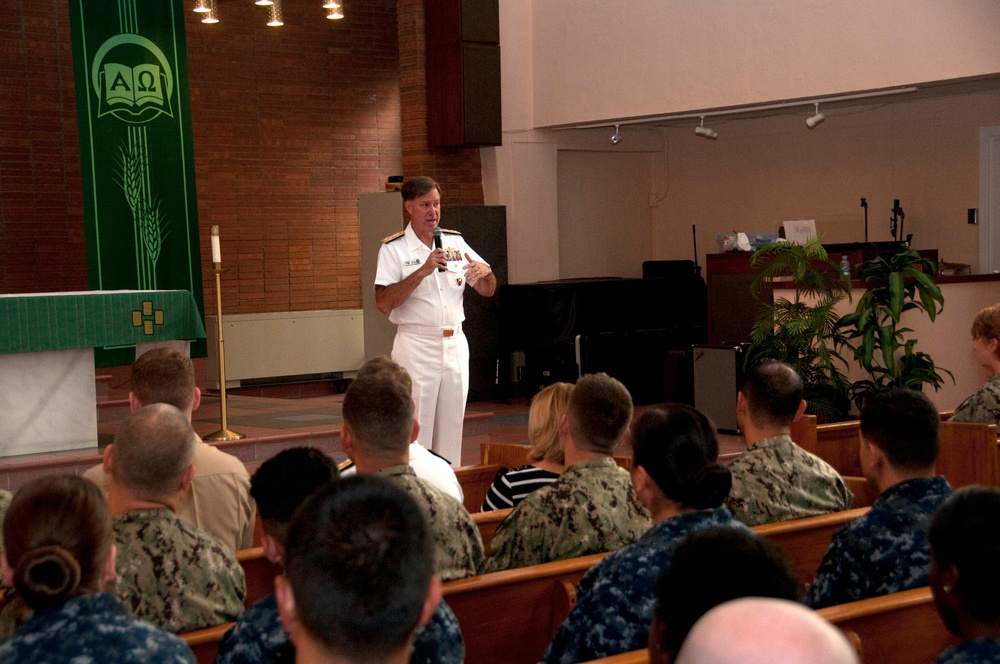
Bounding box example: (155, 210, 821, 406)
(201, 0, 219, 23)
(609, 124, 622, 145)
(326, 0, 344, 19)
(695, 116, 718, 139)
(255, 0, 273, 5)
(267, 0, 284, 26)
(193, 0, 211, 13)
(806, 102, 826, 129)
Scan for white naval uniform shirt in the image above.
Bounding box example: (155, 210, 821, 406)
(374, 222, 489, 324)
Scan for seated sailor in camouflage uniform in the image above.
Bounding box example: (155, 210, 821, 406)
(725, 360, 853, 526)
(545, 404, 745, 663)
(929, 486, 1000, 664)
(85, 347, 256, 551)
(340, 372, 484, 581)
(107, 403, 246, 632)
(0, 474, 194, 663)
(807, 388, 953, 608)
(275, 476, 447, 664)
(217, 446, 464, 664)
(485, 373, 651, 573)
(950, 303, 1000, 428)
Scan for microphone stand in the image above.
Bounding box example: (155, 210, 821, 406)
(861, 198, 868, 243)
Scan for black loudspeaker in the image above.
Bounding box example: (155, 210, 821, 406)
(425, 0, 502, 147)
(692, 344, 745, 433)
(442, 205, 507, 401)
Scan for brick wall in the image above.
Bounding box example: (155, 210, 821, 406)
(0, 0, 484, 312)
(0, 0, 88, 294)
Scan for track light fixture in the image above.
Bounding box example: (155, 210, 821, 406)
(609, 124, 622, 145)
(695, 116, 718, 139)
(806, 102, 826, 129)
(193, 0, 211, 13)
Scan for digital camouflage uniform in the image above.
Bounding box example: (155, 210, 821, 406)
(805, 476, 952, 609)
(950, 373, 1000, 428)
(544, 507, 746, 663)
(113, 508, 246, 633)
(216, 593, 465, 664)
(0, 592, 195, 663)
(0, 489, 11, 563)
(484, 457, 652, 573)
(378, 465, 485, 581)
(936, 637, 1000, 664)
(725, 434, 854, 527)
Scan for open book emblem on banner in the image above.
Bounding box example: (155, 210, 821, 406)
(91, 34, 174, 124)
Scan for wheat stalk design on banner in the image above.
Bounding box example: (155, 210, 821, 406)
(114, 125, 166, 288)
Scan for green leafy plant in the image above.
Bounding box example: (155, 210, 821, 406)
(835, 249, 954, 410)
(745, 238, 854, 422)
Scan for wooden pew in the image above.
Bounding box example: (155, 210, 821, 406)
(752, 507, 869, 588)
(582, 588, 956, 664)
(180, 622, 234, 664)
(818, 587, 958, 664)
(472, 507, 512, 557)
(842, 476, 879, 509)
(443, 553, 608, 664)
(451, 505, 869, 664)
(237, 546, 282, 608)
(455, 463, 503, 512)
(935, 420, 1000, 488)
(792, 414, 862, 477)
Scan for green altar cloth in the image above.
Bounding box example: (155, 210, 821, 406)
(0, 290, 206, 355)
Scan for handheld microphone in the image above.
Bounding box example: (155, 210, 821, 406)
(432, 228, 444, 272)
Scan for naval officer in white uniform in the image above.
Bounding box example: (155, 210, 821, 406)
(374, 176, 496, 465)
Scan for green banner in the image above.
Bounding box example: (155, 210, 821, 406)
(68, 0, 206, 367)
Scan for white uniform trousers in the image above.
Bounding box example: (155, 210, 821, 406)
(391, 326, 469, 465)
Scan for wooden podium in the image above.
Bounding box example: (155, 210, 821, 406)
(0, 290, 205, 457)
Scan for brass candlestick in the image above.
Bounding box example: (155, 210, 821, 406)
(204, 226, 245, 441)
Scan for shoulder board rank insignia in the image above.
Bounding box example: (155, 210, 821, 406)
(381, 231, 405, 243)
(440, 228, 462, 235)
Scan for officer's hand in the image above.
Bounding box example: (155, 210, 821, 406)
(421, 248, 448, 275)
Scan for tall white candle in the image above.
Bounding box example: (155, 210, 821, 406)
(211, 225, 222, 263)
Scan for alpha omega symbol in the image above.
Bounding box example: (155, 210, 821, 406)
(91, 34, 174, 124)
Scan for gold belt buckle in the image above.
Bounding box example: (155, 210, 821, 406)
(443, 328, 455, 338)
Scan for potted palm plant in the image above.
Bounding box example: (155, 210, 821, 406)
(835, 249, 953, 410)
(745, 238, 854, 422)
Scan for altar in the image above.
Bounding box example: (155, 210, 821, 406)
(0, 290, 206, 457)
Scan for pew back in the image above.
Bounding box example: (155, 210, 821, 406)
(792, 414, 863, 477)
(935, 420, 1000, 488)
(443, 553, 607, 664)
(581, 588, 955, 664)
(752, 507, 869, 587)
(455, 463, 503, 512)
(818, 587, 958, 664)
(472, 507, 512, 557)
(236, 547, 282, 608)
(842, 476, 879, 509)
(180, 622, 233, 664)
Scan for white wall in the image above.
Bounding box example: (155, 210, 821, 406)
(530, 0, 1000, 127)
(484, 1, 1000, 283)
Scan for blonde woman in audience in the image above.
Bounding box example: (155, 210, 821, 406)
(481, 382, 573, 511)
(950, 303, 1000, 427)
(0, 474, 194, 662)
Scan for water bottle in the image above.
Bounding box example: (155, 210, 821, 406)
(840, 255, 851, 278)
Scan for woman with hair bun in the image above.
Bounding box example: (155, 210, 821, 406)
(0, 474, 194, 663)
(543, 404, 748, 664)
